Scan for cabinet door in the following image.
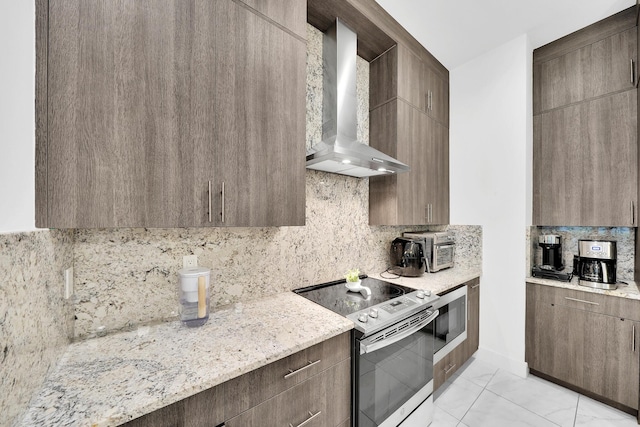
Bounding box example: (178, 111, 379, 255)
(43, 0, 304, 228)
(464, 281, 480, 360)
(533, 89, 637, 226)
(47, 0, 206, 228)
(537, 27, 637, 113)
(424, 66, 450, 127)
(526, 300, 586, 388)
(369, 100, 427, 226)
(211, 1, 305, 227)
(582, 314, 639, 410)
(426, 118, 450, 225)
(397, 45, 427, 112)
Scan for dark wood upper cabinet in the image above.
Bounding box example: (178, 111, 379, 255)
(535, 27, 637, 114)
(370, 45, 449, 128)
(532, 6, 638, 227)
(533, 90, 637, 226)
(369, 45, 449, 226)
(37, 0, 305, 228)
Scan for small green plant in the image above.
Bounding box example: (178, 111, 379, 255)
(345, 268, 361, 283)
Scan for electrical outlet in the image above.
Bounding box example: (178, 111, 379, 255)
(183, 255, 198, 268)
(64, 267, 74, 299)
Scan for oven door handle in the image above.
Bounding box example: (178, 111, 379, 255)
(361, 309, 439, 354)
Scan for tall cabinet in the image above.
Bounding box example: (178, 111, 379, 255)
(36, 0, 306, 228)
(532, 7, 638, 226)
(369, 45, 450, 226)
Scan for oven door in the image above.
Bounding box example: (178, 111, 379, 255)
(354, 308, 438, 427)
(432, 243, 455, 271)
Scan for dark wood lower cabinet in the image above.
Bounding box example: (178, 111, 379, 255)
(434, 279, 480, 391)
(225, 359, 350, 427)
(526, 283, 640, 415)
(123, 332, 350, 427)
(464, 280, 480, 361)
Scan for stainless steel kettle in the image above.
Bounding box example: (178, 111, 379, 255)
(389, 238, 426, 277)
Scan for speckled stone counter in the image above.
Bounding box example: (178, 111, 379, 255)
(370, 265, 482, 295)
(526, 276, 640, 300)
(18, 293, 353, 427)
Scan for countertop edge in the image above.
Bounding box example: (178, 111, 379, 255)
(525, 276, 640, 301)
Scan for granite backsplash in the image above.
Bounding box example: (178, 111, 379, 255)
(0, 230, 74, 427)
(529, 226, 635, 280)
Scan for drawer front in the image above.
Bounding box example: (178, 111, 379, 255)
(225, 358, 351, 427)
(224, 332, 350, 419)
(527, 282, 640, 321)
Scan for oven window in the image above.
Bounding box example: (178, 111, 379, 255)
(432, 294, 465, 354)
(357, 325, 434, 427)
(435, 245, 454, 266)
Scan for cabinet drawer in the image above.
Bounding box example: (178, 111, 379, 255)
(434, 348, 460, 390)
(225, 358, 350, 427)
(527, 282, 640, 321)
(224, 332, 350, 419)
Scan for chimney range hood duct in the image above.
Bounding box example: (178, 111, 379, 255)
(306, 19, 410, 178)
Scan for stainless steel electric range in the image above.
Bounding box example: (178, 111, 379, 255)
(295, 276, 440, 427)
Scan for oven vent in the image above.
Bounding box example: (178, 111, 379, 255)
(366, 309, 434, 344)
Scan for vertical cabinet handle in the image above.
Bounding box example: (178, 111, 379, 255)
(208, 181, 212, 223)
(631, 59, 635, 85)
(221, 182, 226, 223)
(425, 206, 429, 223)
(633, 324, 636, 352)
(632, 201, 635, 226)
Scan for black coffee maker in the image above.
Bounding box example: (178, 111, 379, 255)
(538, 235, 563, 270)
(531, 235, 572, 281)
(577, 240, 617, 290)
(389, 237, 426, 277)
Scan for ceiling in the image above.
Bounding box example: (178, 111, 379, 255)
(374, 0, 635, 69)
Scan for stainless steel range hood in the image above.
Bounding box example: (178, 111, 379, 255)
(306, 19, 410, 178)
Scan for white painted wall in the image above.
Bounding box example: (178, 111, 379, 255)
(450, 34, 533, 376)
(0, 1, 36, 233)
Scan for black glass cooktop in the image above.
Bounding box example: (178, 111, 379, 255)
(294, 276, 415, 317)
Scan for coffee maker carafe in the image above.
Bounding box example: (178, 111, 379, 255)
(577, 240, 617, 290)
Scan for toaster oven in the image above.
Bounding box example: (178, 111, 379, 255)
(403, 231, 455, 272)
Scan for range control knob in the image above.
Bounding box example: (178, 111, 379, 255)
(416, 290, 425, 299)
(369, 308, 379, 318)
(425, 289, 432, 297)
(358, 313, 369, 323)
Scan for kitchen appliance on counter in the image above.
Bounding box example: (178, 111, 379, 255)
(403, 231, 455, 272)
(531, 234, 572, 282)
(295, 276, 440, 427)
(577, 240, 617, 290)
(389, 237, 427, 277)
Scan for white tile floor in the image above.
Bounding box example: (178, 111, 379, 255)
(432, 357, 639, 427)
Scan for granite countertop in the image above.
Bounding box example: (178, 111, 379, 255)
(526, 275, 640, 300)
(369, 265, 483, 295)
(18, 292, 353, 427)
